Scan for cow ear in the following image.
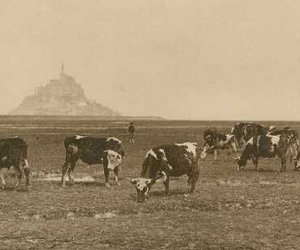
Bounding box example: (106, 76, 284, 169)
(130, 178, 138, 185)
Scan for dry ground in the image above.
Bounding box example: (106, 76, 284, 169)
(1, 118, 300, 249)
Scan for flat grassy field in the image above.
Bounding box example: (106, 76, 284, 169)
(1, 118, 300, 250)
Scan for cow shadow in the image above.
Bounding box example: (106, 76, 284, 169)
(59, 181, 106, 187)
(1, 186, 29, 192)
(150, 189, 187, 197)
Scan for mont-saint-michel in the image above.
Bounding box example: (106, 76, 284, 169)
(11, 65, 121, 116)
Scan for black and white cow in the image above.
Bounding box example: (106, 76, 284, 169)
(0, 137, 30, 190)
(267, 127, 299, 164)
(237, 134, 290, 172)
(201, 132, 237, 160)
(231, 122, 267, 147)
(130, 142, 199, 202)
(61, 135, 125, 187)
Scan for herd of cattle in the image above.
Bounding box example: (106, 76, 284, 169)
(0, 122, 300, 202)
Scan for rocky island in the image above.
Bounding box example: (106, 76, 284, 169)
(11, 65, 121, 116)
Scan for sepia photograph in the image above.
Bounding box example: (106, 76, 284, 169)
(0, 0, 300, 249)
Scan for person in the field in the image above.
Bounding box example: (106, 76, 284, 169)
(128, 122, 135, 143)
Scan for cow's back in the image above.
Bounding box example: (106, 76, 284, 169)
(0, 137, 28, 167)
(158, 144, 197, 177)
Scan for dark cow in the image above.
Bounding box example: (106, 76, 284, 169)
(130, 142, 199, 202)
(243, 123, 268, 143)
(61, 135, 125, 187)
(201, 133, 237, 160)
(237, 134, 290, 172)
(0, 137, 30, 190)
(231, 122, 268, 146)
(231, 122, 251, 147)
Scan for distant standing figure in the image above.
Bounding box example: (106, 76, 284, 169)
(128, 122, 135, 143)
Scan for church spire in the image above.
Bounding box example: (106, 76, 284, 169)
(61, 61, 65, 75)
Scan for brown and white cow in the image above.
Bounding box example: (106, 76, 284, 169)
(0, 137, 30, 190)
(61, 136, 125, 187)
(130, 142, 199, 202)
(237, 134, 291, 172)
(201, 133, 237, 160)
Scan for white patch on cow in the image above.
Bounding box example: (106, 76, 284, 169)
(106, 137, 122, 144)
(268, 135, 281, 145)
(247, 138, 254, 145)
(156, 171, 168, 182)
(225, 134, 234, 141)
(145, 149, 158, 159)
(158, 149, 168, 161)
(230, 127, 234, 134)
(75, 135, 86, 140)
(175, 142, 197, 157)
(105, 150, 123, 170)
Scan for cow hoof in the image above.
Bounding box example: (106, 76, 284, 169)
(184, 193, 190, 198)
(105, 183, 111, 188)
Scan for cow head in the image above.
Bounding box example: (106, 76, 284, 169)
(200, 135, 215, 159)
(105, 150, 123, 170)
(130, 178, 156, 202)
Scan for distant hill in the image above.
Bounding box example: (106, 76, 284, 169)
(11, 65, 121, 116)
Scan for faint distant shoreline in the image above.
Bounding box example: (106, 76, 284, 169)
(0, 115, 165, 121)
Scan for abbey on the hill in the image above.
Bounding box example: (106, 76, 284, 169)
(11, 64, 121, 116)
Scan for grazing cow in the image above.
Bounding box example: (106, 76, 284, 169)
(0, 137, 30, 190)
(237, 134, 290, 172)
(130, 142, 199, 202)
(61, 135, 125, 187)
(201, 133, 237, 160)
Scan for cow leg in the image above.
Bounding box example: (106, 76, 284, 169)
(14, 166, 22, 190)
(251, 156, 259, 171)
(187, 167, 200, 195)
(113, 167, 120, 186)
(163, 177, 170, 196)
(68, 161, 76, 186)
(22, 159, 30, 191)
(0, 168, 5, 189)
(214, 149, 218, 161)
(61, 162, 70, 187)
(104, 166, 111, 188)
(280, 156, 287, 172)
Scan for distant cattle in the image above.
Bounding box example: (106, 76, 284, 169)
(201, 133, 237, 160)
(237, 134, 291, 172)
(130, 142, 199, 202)
(0, 137, 30, 190)
(231, 122, 268, 146)
(61, 135, 125, 187)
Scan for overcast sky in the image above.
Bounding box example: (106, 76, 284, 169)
(0, 0, 300, 120)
